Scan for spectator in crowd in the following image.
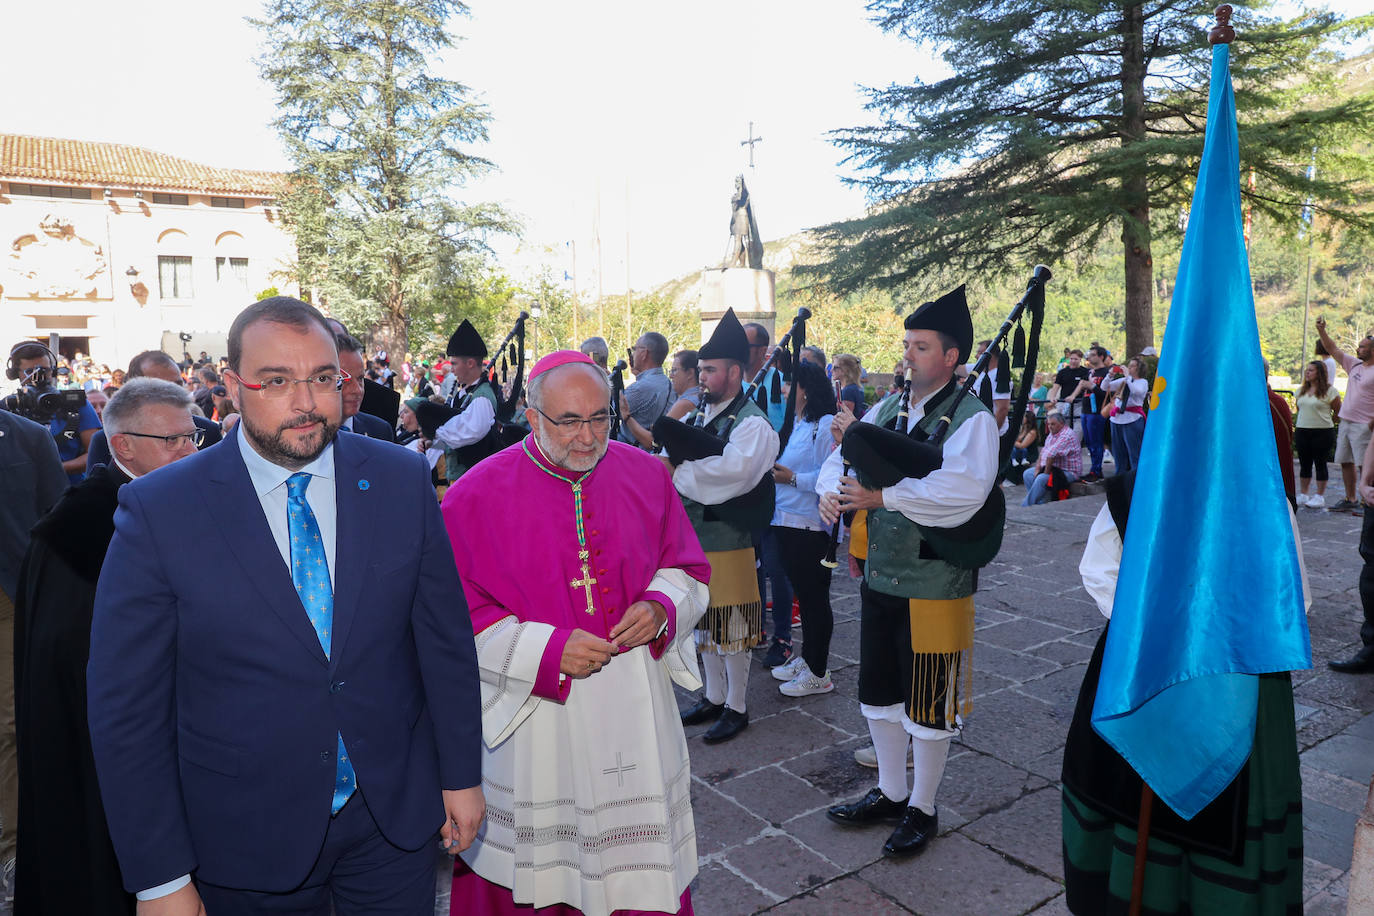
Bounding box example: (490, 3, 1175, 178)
(768, 361, 839, 698)
(1101, 357, 1149, 475)
(617, 331, 673, 449)
(86, 388, 108, 421)
(744, 322, 787, 431)
(801, 345, 827, 368)
(414, 362, 435, 399)
(336, 335, 397, 441)
(8, 341, 102, 484)
(1315, 339, 1339, 388)
(1316, 317, 1374, 512)
(579, 336, 610, 372)
(85, 350, 223, 472)
(1023, 410, 1082, 505)
(1295, 360, 1341, 508)
(888, 360, 907, 397)
(1266, 366, 1297, 508)
(192, 366, 219, 418)
(1048, 349, 1090, 430)
(13, 378, 198, 914)
(1030, 371, 1050, 418)
(663, 349, 702, 421)
(109, 368, 126, 389)
(1008, 411, 1040, 480)
(1079, 347, 1113, 482)
(0, 408, 67, 902)
(834, 354, 866, 417)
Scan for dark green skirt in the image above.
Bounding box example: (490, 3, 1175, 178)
(1061, 664, 1303, 915)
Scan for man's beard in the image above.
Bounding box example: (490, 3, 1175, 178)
(241, 409, 339, 469)
(533, 426, 607, 473)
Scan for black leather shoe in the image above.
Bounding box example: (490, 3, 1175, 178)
(826, 787, 907, 826)
(702, 708, 749, 743)
(681, 698, 725, 725)
(883, 806, 938, 858)
(1329, 650, 1374, 674)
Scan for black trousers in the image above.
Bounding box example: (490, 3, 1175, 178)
(1295, 426, 1335, 481)
(1360, 508, 1374, 649)
(771, 526, 834, 675)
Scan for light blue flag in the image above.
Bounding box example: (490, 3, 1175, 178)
(1090, 42, 1311, 821)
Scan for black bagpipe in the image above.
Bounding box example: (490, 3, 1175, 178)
(651, 307, 811, 530)
(416, 312, 531, 467)
(608, 358, 629, 440)
(822, 266, 1051, 570)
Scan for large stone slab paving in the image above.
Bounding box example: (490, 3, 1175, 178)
(723, 833, 845, 900)
(690, 862, 777, 916)
(960, 786, 1067, 882)
(856, 832, 1062, 916)
(759, 875, 915, 914)
(714, 766, 836, 828)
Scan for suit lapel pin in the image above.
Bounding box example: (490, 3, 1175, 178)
(358, 479, 370, 491)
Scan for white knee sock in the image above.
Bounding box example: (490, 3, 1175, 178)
(701, 652, 726, 706)
(868, 718, 911, 803)
(908, 736, 952, 815)
(724, 650, 751, 713)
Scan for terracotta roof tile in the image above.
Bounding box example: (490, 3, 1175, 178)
(0, 133, 285, 196)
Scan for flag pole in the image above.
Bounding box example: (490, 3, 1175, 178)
(1126, 8, 1235, 914)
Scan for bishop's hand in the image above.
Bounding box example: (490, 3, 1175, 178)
(561, 630, 616, 678)
(610, 600, 667, 651)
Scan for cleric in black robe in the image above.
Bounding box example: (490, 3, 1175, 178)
(13, 378, 200, 914)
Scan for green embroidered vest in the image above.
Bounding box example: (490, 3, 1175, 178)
(681, 396, 769, 553)
(444, 382, 501, 481)
(863, 384, 991, 599)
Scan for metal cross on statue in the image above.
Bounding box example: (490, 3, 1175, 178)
(740, 121, 763, 169)
(569, 549, 598, 615)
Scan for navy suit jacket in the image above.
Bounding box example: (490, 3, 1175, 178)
(346, 410, 396, 443)
(87, 426, 481, 893)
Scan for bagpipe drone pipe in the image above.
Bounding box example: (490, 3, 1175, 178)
(650, 307, 811, 531)
(830, 266, 1050, 571)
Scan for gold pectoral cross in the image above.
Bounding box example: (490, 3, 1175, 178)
(569, 548, 598, 615)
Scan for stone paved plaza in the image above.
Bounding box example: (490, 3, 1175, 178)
(428, 487, 1374, 915)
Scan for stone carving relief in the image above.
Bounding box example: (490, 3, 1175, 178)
(5, 213, 110, 298)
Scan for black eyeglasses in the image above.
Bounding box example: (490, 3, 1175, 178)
(534, 407, 612, 433)
(118, 429, 205, 448)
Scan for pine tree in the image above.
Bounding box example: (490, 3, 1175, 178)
(806, 2, 1374, 358)
(253, 0, 513, 358)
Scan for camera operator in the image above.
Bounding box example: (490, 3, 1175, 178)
(4, 342, 101, 484)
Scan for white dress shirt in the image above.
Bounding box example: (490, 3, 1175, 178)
(671, 399, 780, 504)
(816, 386, 999, 528)
(138, 431, 340, 900)
(435, 388, 496, 450)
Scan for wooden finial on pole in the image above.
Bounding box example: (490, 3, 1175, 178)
(1209, 5, 1235, 45)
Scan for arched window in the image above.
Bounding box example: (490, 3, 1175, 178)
(214, 231, 249, 292)
(157, 229, 193, 300)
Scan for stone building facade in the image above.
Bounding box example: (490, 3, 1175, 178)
(1, 133, 295, 375)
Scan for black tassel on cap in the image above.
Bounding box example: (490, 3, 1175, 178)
(770, 371, 782, 403)
(996, 348, 1011, 393)
(1012, 324, 1026, 369)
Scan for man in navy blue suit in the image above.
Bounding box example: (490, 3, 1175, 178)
(88, 297, 484, 915)
(336, 334, 397, 442)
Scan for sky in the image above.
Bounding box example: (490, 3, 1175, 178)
(4, 1, 1367, 296)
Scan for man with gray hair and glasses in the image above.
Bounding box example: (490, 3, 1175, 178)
(13, 377, 197, 914)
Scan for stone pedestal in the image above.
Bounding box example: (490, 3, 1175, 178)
(700, 267, 776, 344)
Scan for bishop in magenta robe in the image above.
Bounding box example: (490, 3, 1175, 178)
(442, 351, 710, 916)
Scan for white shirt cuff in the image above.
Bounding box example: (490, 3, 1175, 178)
(137, 874, 192, 900)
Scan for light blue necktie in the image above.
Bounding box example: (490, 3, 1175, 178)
(286, 472, 356, 814)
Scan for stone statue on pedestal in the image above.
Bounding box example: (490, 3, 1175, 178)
(721, 175, 763, 270)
